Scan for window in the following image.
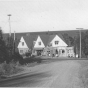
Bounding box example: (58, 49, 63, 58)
(67, 50, 69, 53)
(68, 49, 71, 53)
(22, 42, 24, 46)
(55, 41, 59, 45)
(20, 50, 23, 53)
(38, 42, 41, 45)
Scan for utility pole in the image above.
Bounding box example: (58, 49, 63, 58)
(7, 14, 12, 56)
(8, 14, 11, 37)
(79, 29, 81, 58)
(13, 31, 16, 54)
(76, 28, 83, 58)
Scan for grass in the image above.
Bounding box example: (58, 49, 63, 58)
(0, 61, 24, 79)
(0, 57, 43, 79)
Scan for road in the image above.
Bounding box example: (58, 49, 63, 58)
(0, 60, 82, 88)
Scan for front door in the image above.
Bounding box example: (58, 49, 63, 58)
(59, 49, 65, 57)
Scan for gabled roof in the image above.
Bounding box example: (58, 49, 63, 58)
(22, 34, 38, 49)
(40, 34, 67, 46)
(4, 30, 78, 49)
(39, 34, 50, 46)
(22, 34, 49, 48)
(23, 36, 30, 49)
(29, 35, 38, 47)
(33, 35, 46, 48)
(57, 34, 67, 44)
(47, 35, 56, 45)
(22, 33, 68, 48)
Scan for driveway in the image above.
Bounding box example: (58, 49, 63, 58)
(0, 60, 82, 88)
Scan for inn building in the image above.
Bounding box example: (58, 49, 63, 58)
(17, 33, 75, 57)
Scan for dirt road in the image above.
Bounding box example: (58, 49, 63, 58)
(0, 60, 82, 88)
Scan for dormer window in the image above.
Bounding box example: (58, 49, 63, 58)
(55, 41, 59, 45)
(20, 50, 23, 53)
(38, 42, 41, 45)
(22, 42, 24, 46)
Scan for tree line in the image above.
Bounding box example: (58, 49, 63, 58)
(0, 28, 88, 64)
(0, 28, 23, 64)
(63, 31, 88, 58)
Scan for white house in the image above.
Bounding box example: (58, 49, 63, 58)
(34, 35, 45, 48)
(43, 34, 74, 57)
(17, 34, 75, 57)
(17, 36, 30, 55)
(49, 35, 68, 47)
(32, 35, 45, 56)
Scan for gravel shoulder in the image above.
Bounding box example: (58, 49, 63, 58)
(1, 59, 88, 88)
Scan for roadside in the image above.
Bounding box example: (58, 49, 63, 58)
(0, 62, 38, 80)
(1, 59, 88, 88)
(0, 60, 52, 82)
(77, 60, 88, 88)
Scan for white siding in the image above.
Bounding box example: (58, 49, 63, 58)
(17, 37, 29, 49)
(56, 46, 67, 57)
(66, 47, 75, 57)
(34, 35, 45, 48)
(19, 48, 29, 55)
(50, 35, 68, 47)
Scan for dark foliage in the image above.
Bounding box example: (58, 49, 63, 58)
(0, 28, 24, 64)
(22, 56, 42, 64)
(0, 28, 9, 63)
(11, 52, 24, 65)
(73, 31, 88, 57)
(81, 31, 88, 57)
(25, 51, 32, 57)
(63, 33, 75, 46)
(6, 36, 14, 57)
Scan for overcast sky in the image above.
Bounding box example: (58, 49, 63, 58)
(0, 0, 88, 33)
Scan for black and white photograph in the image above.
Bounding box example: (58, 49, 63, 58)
(0, 0, 88, 88)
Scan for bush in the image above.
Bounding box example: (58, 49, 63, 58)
(0, 61, 23, 78)
(23, 56, 42, 64)
(11, 52, 24, 65)
(25, 51, 32, 57)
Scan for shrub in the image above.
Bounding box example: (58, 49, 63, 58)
(25, 51, 32, 57)
(0, 61, 23, 78)
(11, 52, 24, 65)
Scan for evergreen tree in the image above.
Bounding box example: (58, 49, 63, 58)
(82, 31, 88, 57)
(63, 33, 74, 46)
(74, 31, 88, 57)
(6, 36, 14, 57)
(0, 28, 8, 63)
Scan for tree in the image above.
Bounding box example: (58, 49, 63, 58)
(0, 28, 9, 63)
(74, 31, 88, 58)
(6, 35, 24, 64)
(6, 36, 14, 57)
(63, 33, 78, 56)
(81, 31, 88, 57)
(63, 33, 74, 46)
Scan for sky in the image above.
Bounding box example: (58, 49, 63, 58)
(0, 0, 88, 33)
